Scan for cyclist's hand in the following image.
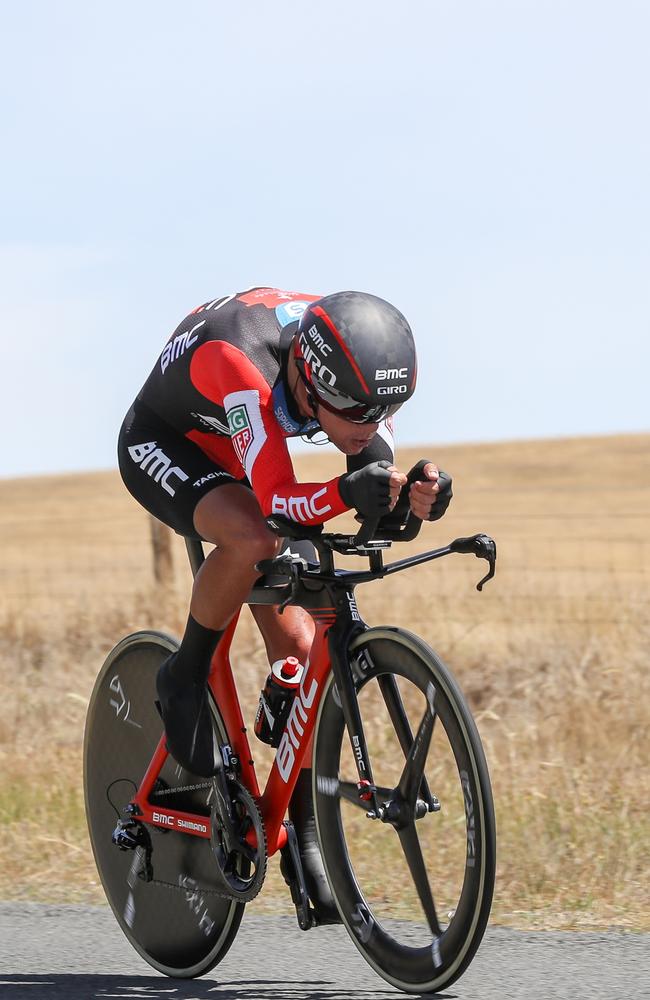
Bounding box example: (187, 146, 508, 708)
(409, 463, 453, 521)
(339, 460, 406, 518)
(386, 464, 408, 511)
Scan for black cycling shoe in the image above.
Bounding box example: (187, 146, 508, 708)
(155, 655, 217, 777)
(289, 769, 341, 925)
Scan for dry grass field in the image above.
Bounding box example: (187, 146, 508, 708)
(1, 433, 648, 930)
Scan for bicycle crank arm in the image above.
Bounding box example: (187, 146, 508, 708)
(279, 821, 314, 931)
(210, 769, 240, 853)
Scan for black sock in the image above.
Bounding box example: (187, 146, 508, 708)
(168, 614, 223, 684)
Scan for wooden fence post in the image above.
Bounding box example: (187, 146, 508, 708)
(149, 515, 174, 589)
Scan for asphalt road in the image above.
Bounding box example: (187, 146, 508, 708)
(0, 904, 648, 1000)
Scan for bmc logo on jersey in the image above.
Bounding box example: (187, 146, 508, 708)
(128, 442, 189, 496)
(160, 320, 205, 374)
(227, 405, 253, 465)
(271, 487, 331, 523)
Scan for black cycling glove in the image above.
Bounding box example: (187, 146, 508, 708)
(428, 468, 453, 521)
(338, 460, 393, 518)
(377, 460, 453, 528)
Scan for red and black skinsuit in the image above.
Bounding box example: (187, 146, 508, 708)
(118, 286, 394, 536)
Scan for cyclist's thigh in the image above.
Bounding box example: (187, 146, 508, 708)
(193, 480, 278, 552)
(118, 402, 245, 539)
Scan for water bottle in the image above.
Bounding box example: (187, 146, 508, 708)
(254, 656, 304, 747)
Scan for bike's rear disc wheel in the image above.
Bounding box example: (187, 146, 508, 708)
(84, 630, 244, 978)
(313, 627, 496, 995)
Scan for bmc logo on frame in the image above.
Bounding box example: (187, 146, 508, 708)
(128, 441, 189, 497)
(277, 671, 319, 782)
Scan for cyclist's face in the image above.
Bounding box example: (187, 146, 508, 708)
(316, 404, 380, 455)
(289, 349, 380, 454)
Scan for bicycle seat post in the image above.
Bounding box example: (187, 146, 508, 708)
(185, 537, 205, 579)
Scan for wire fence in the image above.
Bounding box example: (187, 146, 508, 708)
(2, 503, 648, 632)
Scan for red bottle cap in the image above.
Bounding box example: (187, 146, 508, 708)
(281, 656, 300, 678)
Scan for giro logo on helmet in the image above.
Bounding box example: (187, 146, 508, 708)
(378, 385, 408, 395)
(298, 329, 337, 387)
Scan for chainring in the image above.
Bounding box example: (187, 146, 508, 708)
(209, 779, 267, 903)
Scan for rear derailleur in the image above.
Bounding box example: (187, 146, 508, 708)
(112, 805, 153, 883)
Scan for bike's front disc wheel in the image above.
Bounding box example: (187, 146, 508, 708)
(84, 630, 244, 978)
(313, 627, 496, 995)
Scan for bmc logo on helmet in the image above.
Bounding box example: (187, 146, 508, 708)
(376, 368, 409, 395)
(306, 323, 333, 358)
(299, 330, 336, 387)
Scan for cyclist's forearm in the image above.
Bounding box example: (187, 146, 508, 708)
(262, 476, 349, 526)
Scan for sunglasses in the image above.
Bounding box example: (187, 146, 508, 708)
(308, 374, 402, 424)
(295, 351, 401, 424)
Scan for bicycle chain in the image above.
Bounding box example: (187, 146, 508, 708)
(149, 781, 212, 798)
(144, 872, 246, 899)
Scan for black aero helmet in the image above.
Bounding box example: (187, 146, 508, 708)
(294, 290, 418, 424)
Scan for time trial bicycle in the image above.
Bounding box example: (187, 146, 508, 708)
(84, 511, 497, 994)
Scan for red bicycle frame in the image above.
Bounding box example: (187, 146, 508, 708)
(126, 526, 496, 865)
(131, 608, 336, 855)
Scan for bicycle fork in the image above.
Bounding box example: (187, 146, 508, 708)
(327, 585, 439, 823)
(327, 586, 380, 815)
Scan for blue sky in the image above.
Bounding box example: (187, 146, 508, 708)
(1, 1, 648, 477)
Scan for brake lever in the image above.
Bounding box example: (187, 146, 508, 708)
(449, 533, 497, 591)
(474, 535, 497, 591)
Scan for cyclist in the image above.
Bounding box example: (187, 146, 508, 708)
(118, 286, 452, 923)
